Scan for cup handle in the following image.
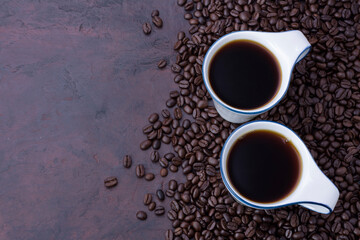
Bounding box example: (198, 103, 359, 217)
(274, 30, 311, 64)
(296, 164, 339, 214)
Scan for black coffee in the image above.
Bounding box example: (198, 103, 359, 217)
(227, 130, 301, 203)
(209, 40, 281, 110)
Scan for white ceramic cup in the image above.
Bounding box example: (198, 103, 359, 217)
(202, 30, 311, 123)
(220, 121, 339, 214)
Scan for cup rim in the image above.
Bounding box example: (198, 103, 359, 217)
(220, 120, 332, 213)
(202, 31, 311, 115)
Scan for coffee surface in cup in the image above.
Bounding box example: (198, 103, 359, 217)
(227, 130, 301, 203)
(209, 40, 280, 110)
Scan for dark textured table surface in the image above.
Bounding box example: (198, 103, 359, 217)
(0, 1, 188, 239)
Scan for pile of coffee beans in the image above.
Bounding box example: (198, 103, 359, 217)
(135, 1, 360, 239)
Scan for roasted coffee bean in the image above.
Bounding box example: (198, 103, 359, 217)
(162, 131, 171, 142)
(215, 204, 227, 213)
(142, 124, 153, 134)
(171, 64, 181, 73)
(123, 155, 132, 168)
(150, 151, 160, 163)
(293, 232, 305, 239)
(165, 229, 174, 240)
(140, 140, 152, 150)
(197, 100, 208, 109)
(174, 41, 182, 50)
(152, 139, 161, 150)
(144, 173, 155, 181)
(165, 189, 175, 197)
(169, 179, 178, 190)
(156, 189, 165, 201)
(151, 9, 159, 17)
(147, 130, 157, 140)
(152, 16, 163, 28)
(148, 201, 156, 211)
(135, 164, 145, 178)
(158, 59, 167, 69)
(174, 108, 182, 120)
(174, 227, 182, 236)
(155, 206, 165, 216)
(160, 168, 168, 177)
(170, 90, 180, 99)
(227, 222, 238, 231)
(208, 196, 217, 207)
(245, 227, 255, 238)
(104, 176, 118, 188)
(148, 113, 159, 123)
(142, 22, 151, 35)
(164, 153, 175, 160)
(290, 214, 299, 228)
(136, 211, 147, 220)
(169, 165, 178, 173)
(177, 0, 186, 6)
(159, 158, 169, 168)
(166, 98, 176, 108)
(239, 11, 251, 22)
(144, 193, 152, 205)
(170, 200, 180, 212)
(161, 109, 170, 118)
(172, 157, 182, 166)
(167, 210, 177, 220)
(205, 165, 216, 176)
(153, 120, 162, 130)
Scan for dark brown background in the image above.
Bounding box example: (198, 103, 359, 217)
(0, 1, 188, 239)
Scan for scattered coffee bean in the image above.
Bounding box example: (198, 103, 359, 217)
(160, 168, 168, 177)
(166, 98, 176, 108)
(158, 59, 167, 69)
(144, 193, 152, 205)
(174, 108, 182, 120)
(177, 0, 186, 6)
(168, 179, 177, 191)
(140, 140, 152, 150)
(143, 124, 153, 134)
(142, 22, 151, 35)
(150, 151, 160, 163)
(152, 139, 161, 150)
(167, 210, 177, 221)
(104, 176, 118, 188)
(154, 206, 165, 216)
(156, 189, 165, 201)
(136, 211, 147, 220)
(148, 201, 156, 211)
(151, 9, 159, 17)
(161, 109, 171, 118)
(123, 155, 132, 168)
(165, 229, 174, 240)
(159, 158, 169, 168)
(148, 113, 159, 123)
(152, 16, 163, 28)
(135, 164, 145, 178)
(144, 173, 155, 181)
